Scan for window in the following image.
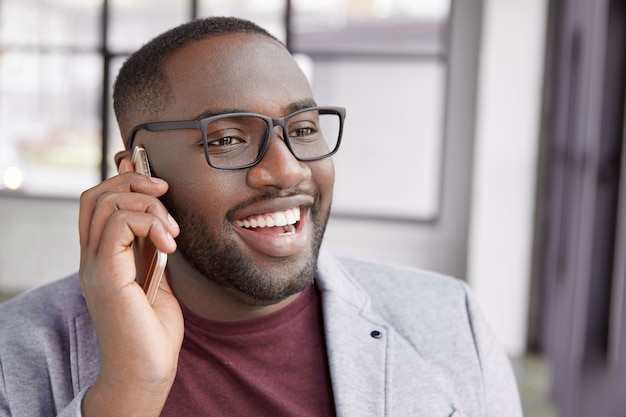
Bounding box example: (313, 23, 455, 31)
(0, 0, 103, 195)
(290, 0, 451, 220)
(0, 0, 287, 196)
(1, 0, 451, 223)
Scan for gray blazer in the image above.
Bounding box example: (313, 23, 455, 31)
(0, 250, 522, 416)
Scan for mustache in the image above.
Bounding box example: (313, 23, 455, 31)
(225, 188, 319, 220)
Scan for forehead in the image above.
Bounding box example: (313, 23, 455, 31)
(161, 33, 314, 119)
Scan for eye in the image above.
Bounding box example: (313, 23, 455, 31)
(290, 127, 316, 138)
(288, 122, 321, 144)
(207, 136, 243, 147)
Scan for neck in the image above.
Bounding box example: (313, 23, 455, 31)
(166, 253, 301, 323)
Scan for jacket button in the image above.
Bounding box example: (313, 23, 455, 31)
(370, 330, 382, 339)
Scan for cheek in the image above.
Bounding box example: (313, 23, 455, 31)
(141, 142, 187, 180)
(145, 148, 217, 212)
(163, 169, 248, 230)
(311, 159, 335, 205)
(147, 144, 214, 192)
(168, 175, 236, 215)
(162, 181, 225, 238)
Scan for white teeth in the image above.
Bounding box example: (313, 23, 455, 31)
(274, 212, 287, 227)
(237, 207, 300, 230)
(283, 224, 296, 234)
(285, 210, 296, 225)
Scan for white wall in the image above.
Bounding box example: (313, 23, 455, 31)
(0, 194, 80, 293)
(467, 0, 548, 355)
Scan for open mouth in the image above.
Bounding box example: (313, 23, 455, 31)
(234, 207, 301, 235)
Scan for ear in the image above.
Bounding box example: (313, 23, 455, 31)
(114, 149, 133, 173)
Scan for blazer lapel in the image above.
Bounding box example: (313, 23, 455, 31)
(321, 293, 389, 417)
(316, 249, 389, 417)
(315, 250, 467, 416)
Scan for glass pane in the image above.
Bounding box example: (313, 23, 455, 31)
(291, 0, 450, 24)
(313, 59, 446, 220)
(290, 0, 451, 220)
(106, 57, 127, 178)
(198, 0, 286, 42)
(108, 0, 189, 53)
(0, 0, 102, 48)
(290, 0, 450, 56)
(0, 52, 101, 196)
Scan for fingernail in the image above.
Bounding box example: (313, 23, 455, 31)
(118, 160, 133, 173)
(167, 214, 179, 229)
(149, 177, 165, 184)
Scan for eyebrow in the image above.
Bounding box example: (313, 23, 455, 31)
(287, 98, 318, 113)
(192, 98, 318, 120)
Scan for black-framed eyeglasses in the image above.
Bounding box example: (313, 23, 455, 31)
(127, 106, 346, 170)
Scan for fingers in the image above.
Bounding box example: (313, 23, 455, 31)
(79, 171, 174, 249)
(78, 169, 179, 302)
(118, 157, 134, 174)
(115, 150, 133, 173)
(88, 188, 178, 255)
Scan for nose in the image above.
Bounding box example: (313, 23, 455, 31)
(245, 127, 312, 190)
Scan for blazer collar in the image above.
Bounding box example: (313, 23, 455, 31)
(315, 249, 389, 416)
(315, 250, 465, 416)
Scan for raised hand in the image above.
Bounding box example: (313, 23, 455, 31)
(78, 156, 183, 416)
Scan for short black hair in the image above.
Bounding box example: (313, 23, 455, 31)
(113, 16, 283, 142)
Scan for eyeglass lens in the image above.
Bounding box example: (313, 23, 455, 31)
(205, 109, 341, 169)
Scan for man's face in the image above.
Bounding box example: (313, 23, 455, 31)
(136, 34, 335, 305)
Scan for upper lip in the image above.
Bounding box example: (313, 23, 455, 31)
(229, 193, 315, 223)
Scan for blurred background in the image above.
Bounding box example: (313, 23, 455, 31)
(1, 0, 625, 415)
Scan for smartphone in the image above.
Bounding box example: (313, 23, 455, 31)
(131, 146, 167, 305)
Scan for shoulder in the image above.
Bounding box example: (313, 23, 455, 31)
(334, 254, 470, 312)
(0, 275, 97, 416)
(0, 274, 88, 341)
(326, 254, 522, 412)
(326, 253, 484, 356)
(321, 252, 476, 348)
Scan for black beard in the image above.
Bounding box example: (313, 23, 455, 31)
(161, 190, 329, 304)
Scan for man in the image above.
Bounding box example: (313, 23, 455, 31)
(0, 17, 522, 416)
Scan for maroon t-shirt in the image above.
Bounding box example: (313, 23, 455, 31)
(161, 284, 336, 416)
